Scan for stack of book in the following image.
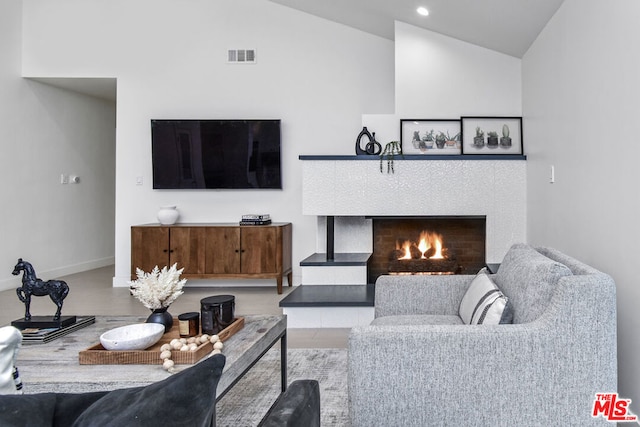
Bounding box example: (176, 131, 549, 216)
(240, 214, 271, 225)
(19, 316, 96, 344)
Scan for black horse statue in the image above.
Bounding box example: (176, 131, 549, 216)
(12, 258, 69, 321)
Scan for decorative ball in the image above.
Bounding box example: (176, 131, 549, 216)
(160, 331, 227, 373)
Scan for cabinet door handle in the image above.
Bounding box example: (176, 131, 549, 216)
(163, 249, 168, 253)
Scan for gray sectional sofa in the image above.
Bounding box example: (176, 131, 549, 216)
(348, 243, 617, 426)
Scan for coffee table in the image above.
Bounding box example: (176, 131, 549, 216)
(15, 314, 287, 401)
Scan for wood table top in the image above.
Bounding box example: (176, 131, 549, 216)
(16, 314, 287, 397)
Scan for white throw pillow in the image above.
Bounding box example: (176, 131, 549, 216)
(459, 271, 512, 325)
(0, 326, 23, 394)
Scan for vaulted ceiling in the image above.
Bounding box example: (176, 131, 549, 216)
(267, 0, 565, 58)
(29, 1, 565, 101)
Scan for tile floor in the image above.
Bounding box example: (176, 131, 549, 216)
(1, 266, 350, 348)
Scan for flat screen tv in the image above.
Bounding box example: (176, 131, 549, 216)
(151, 119, 282, 189)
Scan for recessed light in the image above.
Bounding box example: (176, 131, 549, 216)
(417, 6, 429, 16)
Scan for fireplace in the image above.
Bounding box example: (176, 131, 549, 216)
(368, 216, 486, 283)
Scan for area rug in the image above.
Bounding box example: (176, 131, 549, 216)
(216, 348, 349, 426)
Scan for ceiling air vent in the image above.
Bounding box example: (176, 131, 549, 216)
(228, 49, 257, 64)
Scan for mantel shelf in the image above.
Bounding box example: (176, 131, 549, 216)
(299, 154, 526, 161)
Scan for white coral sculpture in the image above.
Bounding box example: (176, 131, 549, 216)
(129, 263, 186, 310)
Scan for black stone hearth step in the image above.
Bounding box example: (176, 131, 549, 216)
(279, 284, 375, 308)
(300, 253, 371, 267)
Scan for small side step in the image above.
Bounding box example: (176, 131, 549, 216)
(300, 253, 371, 267)
(300, 253, 371, 285)
(279, 284, 374, 308)
(280, 284, 375, 328)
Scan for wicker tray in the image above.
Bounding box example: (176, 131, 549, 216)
(79, 317, 244, 365)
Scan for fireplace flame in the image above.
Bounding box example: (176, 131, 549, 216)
(396, 231, 445, 260)
(417, 235, 429, 257)
(398, 241, 413, 259)
(429, 232, 444, 259)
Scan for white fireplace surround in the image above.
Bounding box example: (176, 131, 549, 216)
(301, 158, 526, 264)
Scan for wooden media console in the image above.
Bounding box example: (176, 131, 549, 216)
(131, 222, 292, 293)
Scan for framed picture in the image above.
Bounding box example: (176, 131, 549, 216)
(400, 119, 462, 155)
(461, 116, 523, 155)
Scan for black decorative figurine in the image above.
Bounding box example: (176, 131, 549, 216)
(367, 132, 382, 155)
(355, 127, 382, 155)
(12, 258, 70, 322)
(355, 126, 373, 155)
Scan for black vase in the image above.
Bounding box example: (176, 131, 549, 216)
(366, 132, 382, 155)
(355, 127, 373, 155)
(146, 307, 173, 333)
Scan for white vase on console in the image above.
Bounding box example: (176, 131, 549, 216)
(157, 206, 179, 225)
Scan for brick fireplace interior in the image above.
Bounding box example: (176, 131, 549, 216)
(368, 216, 486, 283)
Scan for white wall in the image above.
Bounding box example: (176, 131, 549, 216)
(523, 0, 640, 408)
(21, 0, 395, 286)
(395, 22, 522, 118)
(364, 22, 522, 144)
(0, 0, 115, 291)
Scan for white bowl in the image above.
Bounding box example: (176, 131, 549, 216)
(100, 323, 165, 351)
